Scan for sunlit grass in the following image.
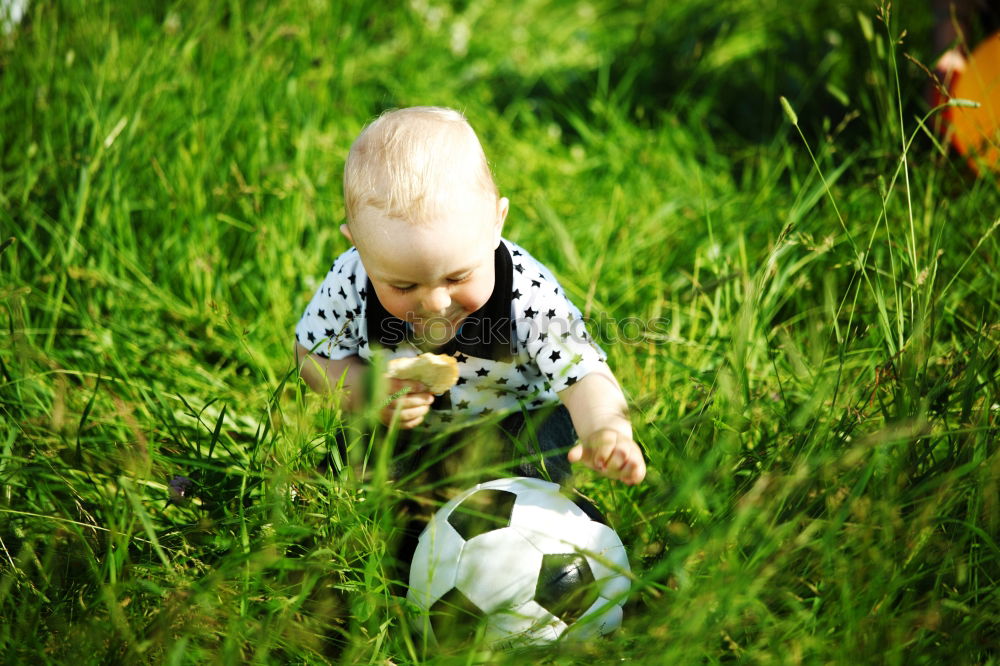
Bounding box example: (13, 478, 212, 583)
(1, 0, 999, 663)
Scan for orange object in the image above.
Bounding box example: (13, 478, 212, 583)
(944, 31, 1000, 174)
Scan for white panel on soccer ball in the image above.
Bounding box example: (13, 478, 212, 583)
(511, 485, 588, 523)
(514, 512, 621, 558)
(455, 527, 542, 614)
(406, 518, 465, 610)
(586, 543, 631, 601)
(478, 476, 550, 494)
(512, 500, 594, 551)
(484, 599, 565, 649)
(562, 596, 624, 640)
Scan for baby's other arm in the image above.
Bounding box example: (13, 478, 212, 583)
(294, 343, 433, 428)
(559, 362, 646, 485)
(295, 343, 367, 408)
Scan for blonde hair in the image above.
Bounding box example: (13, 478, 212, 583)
(343, 107, 499, 227)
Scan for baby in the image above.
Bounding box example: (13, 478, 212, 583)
(295, 106, 645, 485)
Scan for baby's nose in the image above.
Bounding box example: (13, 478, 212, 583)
(422, 287, 451, 315)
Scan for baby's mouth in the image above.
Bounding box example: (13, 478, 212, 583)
(410, 311, 465, 344)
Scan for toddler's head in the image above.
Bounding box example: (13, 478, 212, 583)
(342, 107, 509, 345)
(344, 106, 499, 227)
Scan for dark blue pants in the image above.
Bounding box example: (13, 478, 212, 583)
(500, 404, 576, 484)
(385, 404, 578, 487)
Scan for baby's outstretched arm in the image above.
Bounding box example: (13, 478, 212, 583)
(560, 363, 646, 485)
(294, 343, 433, 428)
(295, 343, 368, 408)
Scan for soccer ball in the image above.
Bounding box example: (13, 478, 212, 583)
(406, 477, 631, 649)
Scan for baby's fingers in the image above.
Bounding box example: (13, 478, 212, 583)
(616, 450, 647, 485)
(380, 391, 433, 428)
(395, 402, 431, 425)
(567, 434, 617, 472)
(601, 443, 646, 484)
(568, 431, 646, 484)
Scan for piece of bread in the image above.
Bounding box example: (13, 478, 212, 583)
(386, 353, 459, 394)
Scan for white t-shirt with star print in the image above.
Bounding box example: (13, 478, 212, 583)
(295, 238, 606, 428)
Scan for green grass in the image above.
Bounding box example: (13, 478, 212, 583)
(2, 0, 999, 663)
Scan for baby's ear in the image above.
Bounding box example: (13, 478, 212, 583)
(340, 223, 354, 245)
(494, 197, 509, 245)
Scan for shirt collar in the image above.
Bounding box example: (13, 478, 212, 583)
(365, 242, 515, 362)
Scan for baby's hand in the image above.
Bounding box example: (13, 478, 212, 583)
(380, 377, 434, 429)
(568, 428, 646, 485)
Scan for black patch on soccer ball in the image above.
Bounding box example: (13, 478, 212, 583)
(534, 553, 599, 625)
(572, 496, 607, 525)
(447, 489, 517, 541)
(430, 587, 486, 644)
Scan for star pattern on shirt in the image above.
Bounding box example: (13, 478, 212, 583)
(296, 239, 606, 424)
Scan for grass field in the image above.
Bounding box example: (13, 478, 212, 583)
(2, 0, 999, 663)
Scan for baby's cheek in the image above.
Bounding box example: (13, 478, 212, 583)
(455, 278, 493, 313)
(453, 292, 477, 313)
(382, 293, 418, 321)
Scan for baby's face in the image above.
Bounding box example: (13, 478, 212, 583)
(348, 190, 508, 347)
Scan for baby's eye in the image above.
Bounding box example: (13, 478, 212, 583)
(447, 273, 471, 284)
(391, 284, 416, 293)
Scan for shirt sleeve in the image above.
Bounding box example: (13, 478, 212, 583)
(294, 251, 364, 360)
(517, 277, 607, 393)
